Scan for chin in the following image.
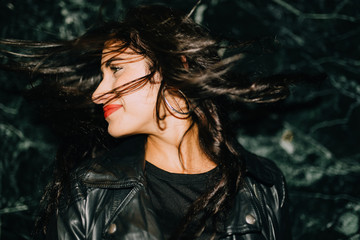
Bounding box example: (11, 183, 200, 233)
(107, 125, 126, 138)
(107, 124, 141, 138)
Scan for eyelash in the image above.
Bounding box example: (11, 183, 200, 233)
(110, 66, 123, 74)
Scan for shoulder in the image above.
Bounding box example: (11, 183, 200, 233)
(54, 136, 147, 239)
(237, 146, 286, 205)
(243, 150, 287, 201)
(242, 148, 285, 185)
(223, 149, 291, 239)
(241, 149, 288, 217)
(59, 135, 147, 208)
(57, 158, 104, 212)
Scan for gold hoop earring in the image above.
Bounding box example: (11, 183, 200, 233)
(162, 85, 191, 115)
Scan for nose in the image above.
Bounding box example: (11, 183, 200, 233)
(92, 78, 112, 104)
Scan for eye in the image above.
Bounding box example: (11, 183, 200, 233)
(110, 66, 123, 74)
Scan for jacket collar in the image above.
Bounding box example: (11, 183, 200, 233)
(81, 135, 147, 188)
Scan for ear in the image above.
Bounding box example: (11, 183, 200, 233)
(181, 55, 189, 70)
(152, 71, 163, 83)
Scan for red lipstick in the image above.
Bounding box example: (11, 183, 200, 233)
(103, 104, 123, 118)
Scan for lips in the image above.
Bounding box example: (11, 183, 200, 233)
(103, 104, 123, 119)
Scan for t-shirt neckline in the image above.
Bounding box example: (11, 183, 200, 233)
(145, 161, 219, 184)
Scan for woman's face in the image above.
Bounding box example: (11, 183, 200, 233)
(92, 45, 161, 137)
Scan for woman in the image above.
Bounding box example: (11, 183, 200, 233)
(1, 4, 291, 240)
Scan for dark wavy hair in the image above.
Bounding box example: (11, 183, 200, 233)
(1, 4, 292, 239)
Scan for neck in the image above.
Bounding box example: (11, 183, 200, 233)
(145, 122, 216, 174)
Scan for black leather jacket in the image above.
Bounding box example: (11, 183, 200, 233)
(48, 135, 292, 240)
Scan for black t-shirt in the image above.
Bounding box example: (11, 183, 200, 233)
(145, 161, 220, 239)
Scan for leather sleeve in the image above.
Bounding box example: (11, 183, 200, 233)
(262, 169, 292, 240)
(245, 154, 293, 240)
(56, 199, 87, 240)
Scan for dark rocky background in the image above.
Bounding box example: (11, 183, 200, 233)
(0, 0, 359, 239)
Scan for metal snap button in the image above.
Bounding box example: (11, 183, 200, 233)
(245, 214, 256, 225)
(107, 223, 117, 234)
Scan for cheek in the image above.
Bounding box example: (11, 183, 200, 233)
(124, 84, 160, 113)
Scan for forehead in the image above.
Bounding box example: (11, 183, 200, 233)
(101, 42, 144, 66)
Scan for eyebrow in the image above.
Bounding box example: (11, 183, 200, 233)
(100, 54, 144, 73)
(104, 58, 126, 67)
